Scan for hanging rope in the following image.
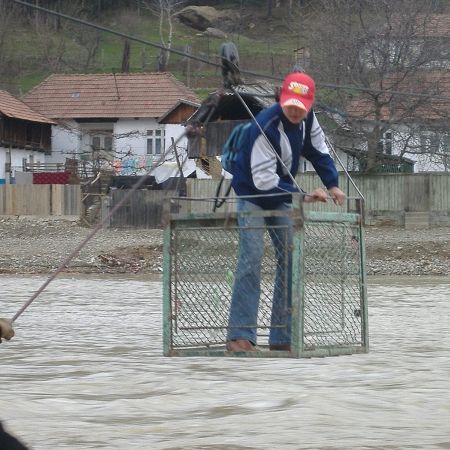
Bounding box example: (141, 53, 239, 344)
(11, 0, 450, 102)
(2, 131, 189, 330)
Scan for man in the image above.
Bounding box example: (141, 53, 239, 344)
(0, 318, 14, 343)
(0, 422, 29, 450)
(226, 71, 346, 352)
(0, 319, 29, 449)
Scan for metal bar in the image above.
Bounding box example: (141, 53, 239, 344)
(170, 195, 363, 202)
(325, 136, 365, 201)
(179, 324, 285, 330)
(305, 211, 361, 223)
(290, 195, 304, 357)
(359, 221, 370, 352)
(168, 345, 367, 358)
(163, 199, 368, 358)
(162, 225, 172, 356)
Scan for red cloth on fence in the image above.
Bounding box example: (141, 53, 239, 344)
(32, 172, 70, 184)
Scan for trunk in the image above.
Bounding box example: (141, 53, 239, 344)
(158, 49, 168, 71)
(35, 0, 39, 32)
(267, 0, 273, 18)
(366, 125, 382, 172)
(365, 102, 383, 173)
(121, 40, 130, 72)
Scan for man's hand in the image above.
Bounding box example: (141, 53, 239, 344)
(0, 318, 14, 343)
(304, 187, 328, 203)
(328, 186, 346, 206)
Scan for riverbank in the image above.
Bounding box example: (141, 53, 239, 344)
(0, 216, 449, 276)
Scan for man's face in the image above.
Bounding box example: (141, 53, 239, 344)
(281, 105, 307, 124)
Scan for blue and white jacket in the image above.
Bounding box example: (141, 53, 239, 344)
(231, 103, 339, 210)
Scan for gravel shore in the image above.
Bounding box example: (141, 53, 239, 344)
(0, 216, 449, 276)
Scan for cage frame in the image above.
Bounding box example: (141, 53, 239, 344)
(163, 195, 369, 358)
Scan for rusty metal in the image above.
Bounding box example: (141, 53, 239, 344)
(163, 195, 368, 358)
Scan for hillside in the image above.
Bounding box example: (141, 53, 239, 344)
(0, 1, 312, 97)
(3, 0, 450, 174)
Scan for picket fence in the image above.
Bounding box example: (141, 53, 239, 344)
(0, 184, 81, 216)
(0, 173, 448, 227)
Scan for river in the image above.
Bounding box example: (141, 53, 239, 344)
(1, 275, 449, 450)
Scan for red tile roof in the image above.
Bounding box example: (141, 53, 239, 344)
(22, 72, 200, 120)
(0, 90, 54, 124)
(346, 71, 450, 121)
(414, 14, 450, 38)
(391, 14, 450, 38)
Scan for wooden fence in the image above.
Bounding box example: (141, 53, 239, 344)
(184, 173, 450, 226)
(0, 173, 448, 227)
(108, 189, 177, 228)
(0, 184, 81, 216)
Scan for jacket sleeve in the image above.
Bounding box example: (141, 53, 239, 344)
(302, 112, 339, 189)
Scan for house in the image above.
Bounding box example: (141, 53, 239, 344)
(342, 14, 450, 172)
(0, 90, 54, 184)
(345, 71, 450, 172)
(22, 72, 200, 179)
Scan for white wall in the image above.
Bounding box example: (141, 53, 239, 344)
(356, 123, 449, 172)
(112, 119, 187, 176)
(164, 123, 188, 154)
(300, 148, 350, 173)
(392, 128, 449, 172)
(50, 120, 81, 164)
(48, 118, 188, 172)
(0, 146, 45, 181)
(114, 118, 154, 156)
(113, 119, 187, 157)
(0, 148, 5, 181)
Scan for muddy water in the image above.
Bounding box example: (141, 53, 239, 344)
(0, 275, 449, 450)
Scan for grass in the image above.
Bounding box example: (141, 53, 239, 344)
(18, 73, 51, 95)
(191, 88, 215, 101)
(4, 5, 300, 94)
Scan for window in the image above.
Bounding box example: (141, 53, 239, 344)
(442, 135, 450, 153)
(91, 133, 113, 153)
(104, 136, 113, 152)
(378, 131, 393, 155)
(384, 132, 392, 155)
(92, 136, 101, 151)
(420, 133, 439, 154)
(147, 128, 165, 155)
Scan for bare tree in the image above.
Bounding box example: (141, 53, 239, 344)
(140, 0, 187, 71)
(0, 0, 16, 66)
(121, 39, 131, 72)
(313, 0, 450, 172)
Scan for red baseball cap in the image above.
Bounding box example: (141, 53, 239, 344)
(279, 72, 315, 112)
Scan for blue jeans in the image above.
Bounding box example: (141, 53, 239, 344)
(227, 199, 293, 346)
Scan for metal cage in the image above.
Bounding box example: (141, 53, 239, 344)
(163, 196, 368, 358)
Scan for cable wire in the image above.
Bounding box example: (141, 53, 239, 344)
(10, 129, 188, 323)
(10, 0, 450, 102)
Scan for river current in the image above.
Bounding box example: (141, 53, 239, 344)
(1, 275, 449, 449)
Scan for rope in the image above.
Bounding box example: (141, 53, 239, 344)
(10, 130, 188, 323)
(11, 0, 450, 102)
(231, 86, 305, 194)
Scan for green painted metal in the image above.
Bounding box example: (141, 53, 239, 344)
(359, 222, 369, 352)
(305, 210, 361, 224)
(162, 225, 172, 356)
(291, 197, 304, 357)
(162, 197, 369, 359)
